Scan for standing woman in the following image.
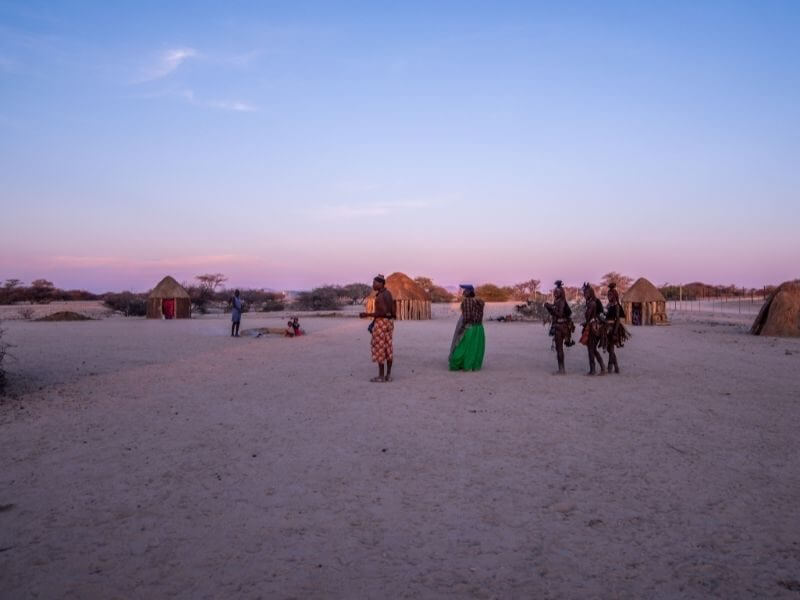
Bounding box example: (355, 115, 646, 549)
(604, 282, 629, 373)
(360, 275, 396, 382)
(580, 283, 606, 375)
(230, 289, 243, 337)
(544, 280, 574, 374)
(449, 284, 486, 371)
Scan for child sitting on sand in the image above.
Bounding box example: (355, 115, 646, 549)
(285, 317, 304, 337)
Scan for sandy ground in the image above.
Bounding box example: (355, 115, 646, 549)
(1, 305, 799, 599)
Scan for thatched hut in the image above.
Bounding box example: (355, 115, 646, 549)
(622, 277, 668, 325)
(365, 272, 431, 320)
(751, 280, 800, 337)
(146, 276, 191, 319)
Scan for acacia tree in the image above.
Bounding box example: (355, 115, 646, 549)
(476, 283, 511, 302)
(513, 278, 541, 301)
(195, 273, 228, 291)
(601, 272, 633, 293)
(192, 273, 227, 313)
(294, 286, 343, 311)
(0, 279, 23, 305)
(30, 279, 55, 304)
(342, 283, 372, 304)
(414, 276, 453, 302)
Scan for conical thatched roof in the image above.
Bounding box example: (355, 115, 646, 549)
(148, 276, 190, 299)
(751, 280, 800, 337)
(370, 272, 429, 301)
(622, 277, 665, 303)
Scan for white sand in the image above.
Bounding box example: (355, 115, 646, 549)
(1, 306, 799, 599)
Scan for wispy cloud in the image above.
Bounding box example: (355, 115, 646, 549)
(136, 47, 198, 83)
(133, 87, 256, 112)
(51, 254, 257, 269)
(313, 201, 429, 220)
(209, 100, 257, 112)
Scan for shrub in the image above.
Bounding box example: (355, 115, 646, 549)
(429, 285, 454, 303)
(185, 284, 213, 314)
(29, 279, 55, 304)
(103, 292, 147, 316)
(475, 283, 512, 302)
(514, 300, 549, 320)
(341, 283, 372, 305)
(413, 277, 454, 303)
(18, 307, 34, 320)
(260, 293, 286, 312)
(294, 286, 343, 311)
(0, 279, 24, 305)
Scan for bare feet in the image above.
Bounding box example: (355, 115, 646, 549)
(370, 376, 384, 383)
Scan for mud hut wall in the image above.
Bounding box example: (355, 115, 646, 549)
(365, 298, 431, 320)
(146, 296, 192, 319)
(176, 297, 192, 319)
(146, 297, 162, 319)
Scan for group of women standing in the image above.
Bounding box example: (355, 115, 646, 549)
(448, 280, 629, 375)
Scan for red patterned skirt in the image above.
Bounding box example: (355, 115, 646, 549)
(370, 318, 394, 363)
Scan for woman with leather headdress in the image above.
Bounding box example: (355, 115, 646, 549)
(603, 282, 629, 373)
(580, 282, 606, 375)
(544, 280, 574, 374)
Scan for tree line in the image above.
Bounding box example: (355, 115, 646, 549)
(1, 272, 778, 316)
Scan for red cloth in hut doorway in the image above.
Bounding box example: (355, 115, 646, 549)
(162, 298, 175, 319)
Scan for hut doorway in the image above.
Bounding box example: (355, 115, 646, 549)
(162, 298, 175, 319)
(632, 303, 642, 326)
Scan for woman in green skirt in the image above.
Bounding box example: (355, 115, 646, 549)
(449, 284, 486, 371)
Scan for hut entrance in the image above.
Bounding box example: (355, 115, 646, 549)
(147, 276, 191, 319)
(622, 278, 668, 326)
(162, 298, 175, 319)
(632, 303, 642, 326)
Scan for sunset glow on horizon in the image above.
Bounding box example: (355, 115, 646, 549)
(1, 2, 798, 293)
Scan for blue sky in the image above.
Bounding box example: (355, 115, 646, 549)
(1, 1, 798, 291)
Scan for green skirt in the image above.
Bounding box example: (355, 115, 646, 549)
(449, 324, 485, 371)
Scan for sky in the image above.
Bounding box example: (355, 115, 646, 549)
(1, 1, 798, 292)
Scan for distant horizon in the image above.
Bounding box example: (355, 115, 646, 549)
(0, 265, 792, 295)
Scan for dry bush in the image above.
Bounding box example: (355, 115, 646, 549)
(103, 292, 147, 316)
(18, 306, 34, 320)
(294, 286, 343, 311)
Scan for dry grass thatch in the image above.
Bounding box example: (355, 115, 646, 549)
(751, 280, 800, 337)
(382, 273, 429, 301)
(622, 278, 666, 303)
(148, 276, 190, 299)
(621, 277, 668, 325)
(366, 272, 431, 320)
(146, 276, 192, 319)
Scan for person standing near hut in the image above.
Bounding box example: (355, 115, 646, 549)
(544, 280, 574, 374)
(230, 289, 243, 337)
(604, 282, 629, 373)
(449, 284, 486, 371)
(580, 283, 606, 375)
(360, 275, 396, 382)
